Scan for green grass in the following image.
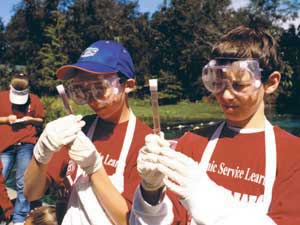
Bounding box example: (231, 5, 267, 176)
(130, 98, 224, 126)
(41, 96, 224, 125)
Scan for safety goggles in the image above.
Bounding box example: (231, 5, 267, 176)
(202, 58, 262, 96)
(66, 75, 123, 105)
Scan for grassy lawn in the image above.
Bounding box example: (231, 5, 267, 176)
(129, 98, 224, 126)
(41, 96, 224, 126)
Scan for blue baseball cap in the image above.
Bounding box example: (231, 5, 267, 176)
(56, 40, 134, 80)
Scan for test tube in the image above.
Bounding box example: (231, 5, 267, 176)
(149, 79, 161, 135)
(56, 84, 73, 115)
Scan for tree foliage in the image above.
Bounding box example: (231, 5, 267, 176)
(0, 0, 300, 112)
(30, 9, 68, 95)
(0, 18, 5, 63)
(277, 25, 300, 113)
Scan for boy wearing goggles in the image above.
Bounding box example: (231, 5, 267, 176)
(131, 26, 300, 225)
(24, 40, 153, 225)
(202, 58, 262, 97)
(66, 73, 123, 106)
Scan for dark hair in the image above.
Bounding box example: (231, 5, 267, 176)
(117, 72, 129, 84)
(211, 26, 282, 82)
(11, 73, 29, 90)
(25, 206, 58, 225)
(13, 73, 28, 79)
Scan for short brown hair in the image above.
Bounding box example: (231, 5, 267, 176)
(25, 206, 58, 225)
(211, 26, 282, 82)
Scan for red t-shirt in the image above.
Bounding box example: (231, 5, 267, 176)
(0, 90, 45, 152)
(175, 124, 300, 225)
(46, 115, 152, 207)
(47, 115, 186, 224)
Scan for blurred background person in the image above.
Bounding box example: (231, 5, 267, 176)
(0, 73, 45, 225)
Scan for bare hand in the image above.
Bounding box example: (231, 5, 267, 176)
(22, 116, 33, 121)
(8, 115, 17, 124)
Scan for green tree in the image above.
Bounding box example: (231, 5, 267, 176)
(5, 0, 46, 66)
(157, 70, 183, 104)
(2, 0, 300, 112)
(30, 9, 68, 95)
(61, 0, 141, 61)
(248, 0, 300, 22)
(147, 0, 233, 101)
(277, 25, 300, 113)
(0, 18, 5, 62)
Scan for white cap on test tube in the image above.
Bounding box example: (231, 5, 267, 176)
(149, 79, 158, 91)
(56, 84, 65, 95)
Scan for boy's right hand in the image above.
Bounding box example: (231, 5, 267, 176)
(33, 115, 85, 164)
(137, 134, 170, 191)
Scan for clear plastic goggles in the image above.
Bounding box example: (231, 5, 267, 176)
(202, 58, 262, 96)
(66, 75, 122, 105)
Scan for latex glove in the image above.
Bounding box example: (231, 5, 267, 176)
(157, 148, 235, 225)
(34, 115, 85, 164)
(157, 148, 200, 198)
(137, 133, 170, 191)
(69, 131, 102, 175)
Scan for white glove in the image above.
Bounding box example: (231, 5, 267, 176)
(69, 131, 102, 175)
(34, 115, 85, 164)
(157, 148, 199, 198)
(157, 148, 235, 225)
(137, 133, 170, 191)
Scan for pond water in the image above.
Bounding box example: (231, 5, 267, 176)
(163, 115, 300, 139)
